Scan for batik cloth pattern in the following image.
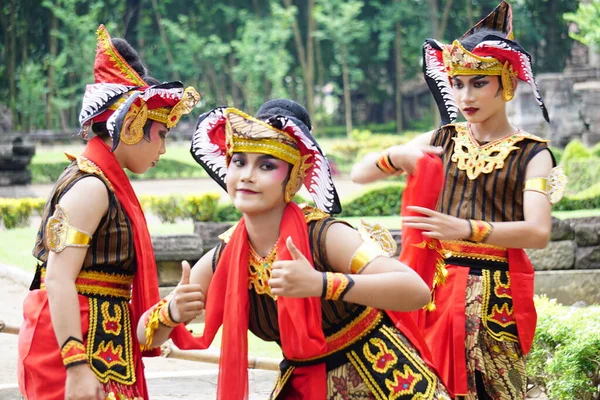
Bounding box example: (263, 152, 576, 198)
(464, 274, 526, 399)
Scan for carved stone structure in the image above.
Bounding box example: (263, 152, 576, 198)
(0, 104, 37, 197)
(507, 68, 600, 147)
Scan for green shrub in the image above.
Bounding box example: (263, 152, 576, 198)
(554, 182, 600, 211)
(339, 183, 405, 217)
(527, 296, 600, 400)
(30, 159, 206, 184)
(0, 198, 45, 229)
(560, 140, 600, 194)
(29, 162, 70, 184)
(185, 193, 220, 221)
(145, 195, 187, 223)
(214, 203, 242, 222)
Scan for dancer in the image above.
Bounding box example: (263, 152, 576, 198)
(351, 2, 566, 398)
(139, 99, 451, 399)
(17, 25, 199, 400)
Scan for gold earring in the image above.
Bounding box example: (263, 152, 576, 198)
(121, 102, 147, 145)
(284, 156, 312, 203)
(501, 63, 515, 102)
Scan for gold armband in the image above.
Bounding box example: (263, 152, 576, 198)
(45, 204, 92, 252)
(349, 220, 397, 274)
(524, 165, 567, 205)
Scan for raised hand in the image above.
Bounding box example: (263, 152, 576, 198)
(269, 236, 322, 298)
(168, 260, 205, 324)
(389, 144, 443, 175)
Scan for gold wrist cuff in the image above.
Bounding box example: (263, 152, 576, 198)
(45, 204, 92, 253)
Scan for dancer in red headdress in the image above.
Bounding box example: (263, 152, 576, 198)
(17, 25, 199, 400)
(351, 2, 567, 398)
(139, 99, 451, 399)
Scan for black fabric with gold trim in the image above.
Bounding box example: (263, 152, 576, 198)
(212, 207, 443, 399)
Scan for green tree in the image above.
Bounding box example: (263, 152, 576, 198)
(564, 0, 600, 46)
(314, 0, 369, 137)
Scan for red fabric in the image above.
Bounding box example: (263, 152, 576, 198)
(507, 248, 537, 354)
(94, 25, 146, 87)
(170, 203, 326, 400)
(82, 137, 161, 398)
(18, 291, 90, 399)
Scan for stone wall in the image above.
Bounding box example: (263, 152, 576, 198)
(152, 217, 600, 305)
(507, 67, 600, 147)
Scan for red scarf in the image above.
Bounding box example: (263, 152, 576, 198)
(171, 203, 326, 399)
(81, 137, 161, 397)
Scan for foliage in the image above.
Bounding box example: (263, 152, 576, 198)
(339, 183, 405, 217)
(15, 61, 48, 131)
(564, 0, 600, 47)
(29, 159, 207, 184)
(0, 198, 45, 229)
(184, 193, 221, 222)
(560, 140, 600, 193)
(527, 296, 600, 400)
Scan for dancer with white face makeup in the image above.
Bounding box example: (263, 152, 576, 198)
(138, 99, 451, 400)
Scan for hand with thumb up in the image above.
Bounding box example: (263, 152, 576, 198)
(168, 260, 205, 324)
(269, 236, 322, 298)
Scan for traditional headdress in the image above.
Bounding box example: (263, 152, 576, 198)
(423, 1, 549, 125)
(190, 99, 341, 214)
(78, 25, 200, 150)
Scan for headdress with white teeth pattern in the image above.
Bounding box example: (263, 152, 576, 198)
(422, 1, 549, 125)
(190, 100, 342, 215)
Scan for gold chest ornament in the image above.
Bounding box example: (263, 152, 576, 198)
(450, 124, 547, 180)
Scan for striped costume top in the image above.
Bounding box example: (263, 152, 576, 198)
(431, 122, 552, 223)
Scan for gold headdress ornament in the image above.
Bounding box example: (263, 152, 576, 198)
(190, 102, 342, 214)
(224, 108, 310, 203)
(78, 25, 200, 147)
(422, 1, 550, 123)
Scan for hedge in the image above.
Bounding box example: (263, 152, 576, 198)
(29, 159, 206, 184)
(339, 183, 405, 217)
(527, 296, 600, 400)
(0, 198, 46, 229)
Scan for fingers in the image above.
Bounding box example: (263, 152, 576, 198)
(180, 260, 191, 285)
(402, 222, 437, 232)
(286, 236, 305, 261)
(406, 206, 438, 216)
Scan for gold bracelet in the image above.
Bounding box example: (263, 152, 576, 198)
(375, 153, 400, 174)
(467, 220, 493, 243)
(60, 336, 87, 369)
(349, 242, 386, 274)
(142, 298, 168, 351)
(349, 220, 397, 274)
(321, 272, 355, 301)
(158, 299, 180, 328)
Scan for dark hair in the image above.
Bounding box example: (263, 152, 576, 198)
(256, 99, 312, 131)
(91, 38, 162, 137)
(459, 28, 507, 51)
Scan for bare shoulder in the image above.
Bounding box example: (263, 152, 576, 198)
(525, 148, 554, 179)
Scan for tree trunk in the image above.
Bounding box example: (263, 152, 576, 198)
(394, 16, 404, 132)
(438, 0, 455, 40)
(429, 0, 441, 127)
(283, 0, 314, 114)
(466, 0, 473, 27)
(123, 0, 141, 45)
(306, 0, 315, 121)
(341, 45, 352, 137)
(8, 0, 17, 115)
(150, 0, 180, 80)
(46, 13, 58, 129)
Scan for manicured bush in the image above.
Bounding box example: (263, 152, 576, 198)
(554, 182, 600, 211)
(185, 193, 220, 222)
(561, 140, 600, 193)
(0, 198, 45, 229)
(339, 183, 405, 217)
(527, 296, 600, 400)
